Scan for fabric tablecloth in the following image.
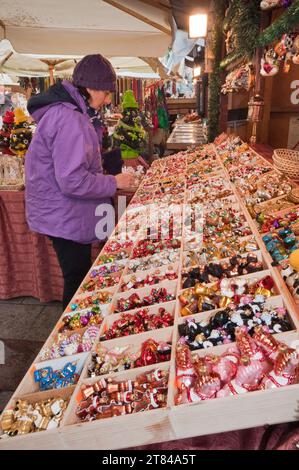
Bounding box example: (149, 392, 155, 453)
(0, 190, 64, 302)
(0, 189, 134, 302)
(131, 423, 299, 451)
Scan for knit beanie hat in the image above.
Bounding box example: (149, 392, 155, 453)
(122, 90, 139, 110)
(73, 54, 116, 92)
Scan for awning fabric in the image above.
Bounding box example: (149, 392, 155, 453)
(0, 0, 171, 57)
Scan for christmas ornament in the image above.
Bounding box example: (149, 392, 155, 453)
(113, 91, 146, 161)
(0, 110, 14, 154)
(76, 369, 168, 421)
(260, 49, 280, 76)
(0, 397, 68, 437)
(9, 108, 32, 157)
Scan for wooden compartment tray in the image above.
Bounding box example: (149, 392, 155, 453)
(1, 137, 299, 449)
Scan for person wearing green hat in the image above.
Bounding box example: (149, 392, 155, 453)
(113, 90, 147, 163)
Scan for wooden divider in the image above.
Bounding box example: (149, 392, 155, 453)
(1, 140, 299, 449)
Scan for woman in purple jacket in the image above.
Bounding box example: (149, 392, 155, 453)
(25, 54, 133, 309)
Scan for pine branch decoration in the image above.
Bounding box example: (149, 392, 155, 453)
(220, 0, 261, 69)
(258, 0, 299, 46)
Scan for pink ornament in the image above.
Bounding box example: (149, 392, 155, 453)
(217, 359, 266, 398)
(69, 333, 81, 343)
(239, 295, 253, 305)
(78, 340, 92, 353)
(83, 326, 100, 341)
(206, 348, 240, 385)
(217, 330, 271, 397)
(260, 346, 298, 389)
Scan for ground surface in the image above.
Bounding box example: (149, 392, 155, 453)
(0, 297, 62, 411)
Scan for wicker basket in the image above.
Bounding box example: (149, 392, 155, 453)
(273, 148, 299, 181)
(0, 182, 24, 191)
(288, 188, 299, 204)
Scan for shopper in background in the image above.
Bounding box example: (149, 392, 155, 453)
(25, 54, 134, 309)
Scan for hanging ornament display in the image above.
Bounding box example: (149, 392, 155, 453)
(9, 108, 32, 157)
(221, 63, 255, 94)
(225, 29, 237, 55)
(260, 33, 299, 76)
(248, 94, 265, 144)
(156, 88, 169, 131)
(144, 83, 169, 131)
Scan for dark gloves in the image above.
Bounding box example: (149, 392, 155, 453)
(102, 148, 124, 176)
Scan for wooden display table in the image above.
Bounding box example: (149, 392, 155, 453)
(1, 143, 299, 450)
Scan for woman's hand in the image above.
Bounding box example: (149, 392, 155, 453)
(115, 173, 135, 189)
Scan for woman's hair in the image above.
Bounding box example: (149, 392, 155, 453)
(77, 86, 91, 100)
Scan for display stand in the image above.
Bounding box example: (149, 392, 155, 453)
(1, 138, 299, 450)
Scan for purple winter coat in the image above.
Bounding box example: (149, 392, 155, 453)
(25, 80, 117, 244)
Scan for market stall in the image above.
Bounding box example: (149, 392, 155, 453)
(0, 134, 299, 449)
(1, 0, 299, 452)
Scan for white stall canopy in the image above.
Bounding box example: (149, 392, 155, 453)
(0, 39, 163, 78)
(0, 0, 172, 57)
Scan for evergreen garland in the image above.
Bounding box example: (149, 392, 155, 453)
(219, 51, 243, 69)
(222, 0, 239, 33)
(208, 0, 227, 142)
(220, 0, 261, 69)
(257, 0, 299, 46)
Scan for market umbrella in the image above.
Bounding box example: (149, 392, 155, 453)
(0, 39, 163, 80)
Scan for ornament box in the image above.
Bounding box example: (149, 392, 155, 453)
(1, 137, 299, 449)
